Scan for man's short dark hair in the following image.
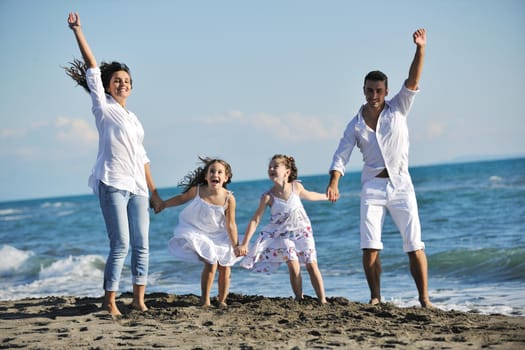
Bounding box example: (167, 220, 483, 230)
(364, 70, 388, 89)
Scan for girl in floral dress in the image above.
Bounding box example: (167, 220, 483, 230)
(238, 154, 327, 304)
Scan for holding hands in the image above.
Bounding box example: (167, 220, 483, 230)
(150, 192, 165, 214)
(235, 244, 248, 257)
(326, 184, 340, 203)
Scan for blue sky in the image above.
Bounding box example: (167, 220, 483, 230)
(1, 0, 524, 201)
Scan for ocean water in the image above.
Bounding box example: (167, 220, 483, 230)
(1, 158, 524, 316)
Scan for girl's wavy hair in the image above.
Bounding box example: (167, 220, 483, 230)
(63, 58, 132, 93)
(179, 157, 233, 193)
(271, 154, 298, 182)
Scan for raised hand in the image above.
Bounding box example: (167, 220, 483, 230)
(68, 12, 80, 29)
(413, 28, 426, 47)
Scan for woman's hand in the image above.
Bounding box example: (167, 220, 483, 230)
(68, 12, 81, 30)
(150, 191, 165, 214)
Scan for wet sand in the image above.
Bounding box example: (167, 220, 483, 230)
(1, 293, 524, 349)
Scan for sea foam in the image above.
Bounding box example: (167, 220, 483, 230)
(0, 254, 106, 300)
(0, 245, 34, 275)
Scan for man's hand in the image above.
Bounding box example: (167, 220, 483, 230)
(326, 184, 340, 203)
(326, 171, 341, 203)
(413, 28, 426, 48)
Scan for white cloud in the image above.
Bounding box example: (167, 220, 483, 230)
(31, 121, 50, 129)
(0, 117, 97, 159)
(54, 117, 98, 144)
(0, 128, 26, 138)
(199, 110, 343, 141)
(13, 147, 35, 157)
(425, 121, 446, 139)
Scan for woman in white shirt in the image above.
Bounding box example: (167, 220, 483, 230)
(65, 12, 162, 316)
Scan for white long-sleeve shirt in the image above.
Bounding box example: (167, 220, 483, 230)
(86, 67, 150, 197)
(329, 84, 418, 189)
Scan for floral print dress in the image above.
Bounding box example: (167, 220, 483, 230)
(241, 182, 318, 273)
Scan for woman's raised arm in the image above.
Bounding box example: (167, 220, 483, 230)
(68, 12, 97, 68)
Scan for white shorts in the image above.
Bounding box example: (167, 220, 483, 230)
(360, 178, 425, 253)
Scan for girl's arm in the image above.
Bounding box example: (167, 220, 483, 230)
(224, 194, 239, 248)
(68, 12, 96, 69)
(164, 186, 197, 209)
(296, 181, 329, 201)
(237, 194, 270, 256)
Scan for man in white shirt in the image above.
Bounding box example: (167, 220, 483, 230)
(326, 29, 431, 308)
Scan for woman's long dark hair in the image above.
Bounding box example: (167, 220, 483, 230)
(63, 58, 132, 93)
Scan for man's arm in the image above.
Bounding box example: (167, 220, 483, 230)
(326, 170, 342, 203)
(405, 28, 426, 91)
(326, 117, 358, 203)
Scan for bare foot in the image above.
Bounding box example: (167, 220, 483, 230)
(420, 298, 434, 308)
(131, 302, 148, 312)
(102, 302, 122, 316)
(369, 298, 380, 305)
(200, 297, 211, 308)
(218, 302, 228, 309)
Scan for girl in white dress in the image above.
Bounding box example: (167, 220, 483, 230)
(162, 157, 240, 307)
(238, 155, 327, 304)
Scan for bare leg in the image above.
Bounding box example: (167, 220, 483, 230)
(287, 260, 303, 301)
(131, 284, 148, 311)
(362, 249, 381, 305)
(305, 262, 327, 304)
(217, 265, 231, 307)
(201, 262, 217, 307)
(102, 290, 122, 316)
(408, 249, 432, 308)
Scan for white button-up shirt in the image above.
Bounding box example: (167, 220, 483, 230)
(329, 84, 418, 189)
(86, 67, 150, 197)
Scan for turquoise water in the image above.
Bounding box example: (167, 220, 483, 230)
(1, 158, 524, 316)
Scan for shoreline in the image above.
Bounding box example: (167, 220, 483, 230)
(1, 293, 524, 349)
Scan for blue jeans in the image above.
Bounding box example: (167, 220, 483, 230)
(98, 182, 149, 291)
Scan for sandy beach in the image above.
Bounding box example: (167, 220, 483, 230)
(0, 293, 523, 349)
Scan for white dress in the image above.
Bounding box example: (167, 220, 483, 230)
(241, 181, 318, 273)
(168, 186, 240, 266)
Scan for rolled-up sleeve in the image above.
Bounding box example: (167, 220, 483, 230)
(329, 117, 358, 176)
(389, 84, 418, 117)
(86, 67, 106, 111)
(141, 145, 150, 165)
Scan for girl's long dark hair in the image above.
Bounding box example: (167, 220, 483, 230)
(63, 58, 132, 93)
(179, 157, 233, 193)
